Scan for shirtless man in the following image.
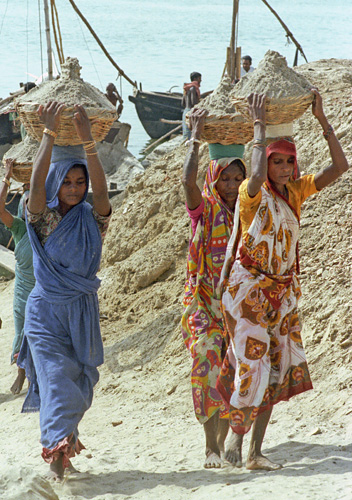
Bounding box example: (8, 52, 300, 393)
(105, 83, 124, 115)
(182, 72, 202, 139)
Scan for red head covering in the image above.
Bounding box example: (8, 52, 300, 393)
(266, 138, 298, 180)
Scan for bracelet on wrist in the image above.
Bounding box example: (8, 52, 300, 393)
(253, 139, 266, 145)
(186, 137, 201, 147)
(43, 128, 58, 139)
(323, 124, 334, 140)
(2, 177, 11, 188)
(254, 119, 266, 128)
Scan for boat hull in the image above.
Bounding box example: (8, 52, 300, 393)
(129, 90, 183, 139)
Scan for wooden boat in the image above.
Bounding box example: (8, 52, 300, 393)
(129, 89, 183, 139)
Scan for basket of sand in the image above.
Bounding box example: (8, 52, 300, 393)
(190, 77, 254, 145)
(231, 50, 314, 125)
(2, 135, 39, 183)
(15, 57, 118, 146)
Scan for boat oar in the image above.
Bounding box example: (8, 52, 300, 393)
(144, 124, 182, 153)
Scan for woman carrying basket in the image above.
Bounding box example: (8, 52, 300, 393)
(181, 108, 246, 468)
(216, 90, 348, 470)
(18, 101, 111, 480)
(0, 159, 35, 395)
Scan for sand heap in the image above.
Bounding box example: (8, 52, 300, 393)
(15, 57, 117, 146)
(197, 77, 237, 117)
(232, 50, 314, 125)
(2, 135, 39, 182)
(17, 57, 115, 110)
(234, 50, 312, 99)
(193, 77, 253, 145)
(98, 58, 352, 427)
(3, 135, 38, 165)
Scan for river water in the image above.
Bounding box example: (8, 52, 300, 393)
(0, 0, 350, 156)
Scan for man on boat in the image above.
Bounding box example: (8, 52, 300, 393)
(240, 55, 255, 77)
(182, 72, 202, 139)
(105, 83, 124, 116)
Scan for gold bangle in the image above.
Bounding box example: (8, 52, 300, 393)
(254, 119, 266, 127)
(43, 128, 58, 139)
(83, 141, 96, 150)
(86, 151, 98, 156)
(2, 177, 11, 187)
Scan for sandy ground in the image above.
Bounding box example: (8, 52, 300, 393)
(1, 278, 352, 500)
(1, 58, 352, 499)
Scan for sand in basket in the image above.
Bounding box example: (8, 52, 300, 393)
(192, 77, 254, 145)
(2, 135, 39, 183)
(15, 57, 117, 146)
(231, 50, 314, 125)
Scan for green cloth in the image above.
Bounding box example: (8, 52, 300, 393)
(208, 143, 245, 160)
(6, 217, 27, 247)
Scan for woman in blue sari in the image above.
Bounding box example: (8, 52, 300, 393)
(18, 101, 111, 480)
(0, 159, 35, 394)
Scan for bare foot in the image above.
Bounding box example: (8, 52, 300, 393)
(49, 454, 65, 481)
(204, 450, 223, 469)
(10, 368, 26, 395)
(225, 432, 243, 467)
(246, 454, 282, 471)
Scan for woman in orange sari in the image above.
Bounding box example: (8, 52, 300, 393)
(217, 91, 348, 470)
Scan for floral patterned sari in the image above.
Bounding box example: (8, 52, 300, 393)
(217, 172, 316, 434)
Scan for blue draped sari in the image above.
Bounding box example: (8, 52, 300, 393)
(18, 157, 104, 466)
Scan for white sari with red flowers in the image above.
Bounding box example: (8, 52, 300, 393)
(217, 181, 313, 434)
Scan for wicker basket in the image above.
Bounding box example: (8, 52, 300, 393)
(16, 104, 117, 146)
(187, 113, 253, 145)
(15, 57, 118, 146)
(231, 93, 314, 125)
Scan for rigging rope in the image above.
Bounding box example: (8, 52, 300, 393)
(50, 0, 65, 65)
(73, 9, 103, 90)
(0, 0, 9, 36)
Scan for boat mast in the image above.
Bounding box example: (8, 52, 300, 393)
(225, 0, 240, 81)
(43, 0, 54, 80)
(230, 0, 240, 81)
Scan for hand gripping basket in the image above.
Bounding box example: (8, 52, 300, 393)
(15, 57, 118, 146)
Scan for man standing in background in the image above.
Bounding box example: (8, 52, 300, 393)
(182, 72, 202, 139)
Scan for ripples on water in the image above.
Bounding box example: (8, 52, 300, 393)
(0, 0, 350, 155)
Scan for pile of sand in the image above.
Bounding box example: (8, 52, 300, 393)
(197, 76, 237, 116)
(16, 57, 115, 111)
(234, 50, 313, 99)
(3, 135, 39, 165)
(99, 58, 352, 424)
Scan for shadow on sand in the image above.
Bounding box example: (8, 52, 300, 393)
(59, 440, 352, 498)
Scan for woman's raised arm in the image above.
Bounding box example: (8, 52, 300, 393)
(311, 90, 349, 190)
(182, 108, 207, 210)
(28, 101, 65, 214)
(72, 105, 111, 216)
(246, 93, 267, 198)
